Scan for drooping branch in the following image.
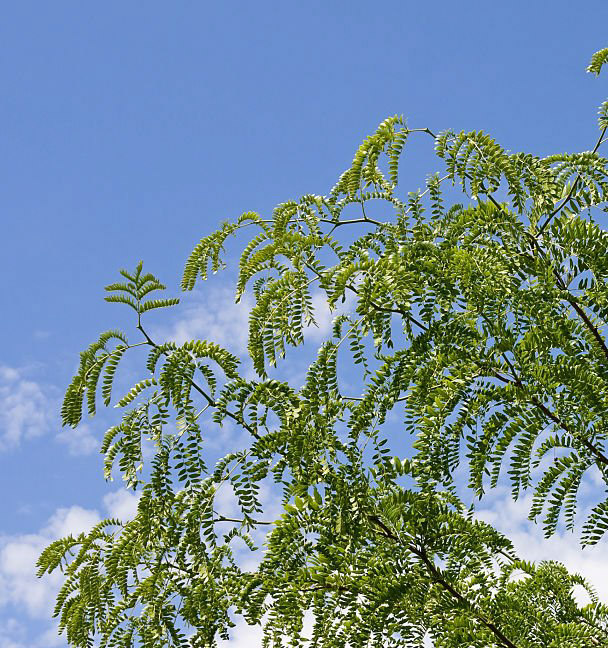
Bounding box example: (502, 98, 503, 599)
(138, 322, 261, 441)
(537, 123, 608, 234)
(368, 515, 521, 648)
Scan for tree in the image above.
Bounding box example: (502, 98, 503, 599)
(38, 49, 608, 648)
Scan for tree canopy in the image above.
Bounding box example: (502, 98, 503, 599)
(38, 49, 608, 647)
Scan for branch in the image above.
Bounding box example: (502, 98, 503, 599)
(138, 323, 261, 440)
(537, 123, 608, 234)
(213, 515, 273, 526)
(454, 158, 608, 465)
(303, 260, 429, 333)
(529, 394, 608, 467)
(413, 545, 520, 648)
(485, 341, 608, 467)
(518, 231, 608, 392)
(561, 292, 608, 367)
(521, 385, 608, 467)
(368, 516, 521, 648)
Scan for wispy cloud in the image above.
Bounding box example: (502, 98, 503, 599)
(55, 423, 98, 456)
(0, 489, 141, 647)
(0, 506, 100, 619)
(153, 285, 352, 360)
(34, 622, 65, 647)
(475, 488, 608, 602)
(153, 286, 253, 357)
(103, 489, 141, 522)
(304, 290, 340, 342)
(0, 366, 56, 451)
(0, 363, 101, 457)
(216, 610, 315, 647)
(0, 618, 26, 648)
(217, 617, 264, 647)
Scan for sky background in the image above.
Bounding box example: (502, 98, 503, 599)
(2, 2, 608, 646)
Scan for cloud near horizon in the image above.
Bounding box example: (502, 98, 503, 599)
(475, 488, 608, 603)
(0, 489, 142, 647)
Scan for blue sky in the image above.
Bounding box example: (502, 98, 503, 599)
(2, 2, 608, 646)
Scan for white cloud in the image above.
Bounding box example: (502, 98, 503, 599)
(154, 286, 253, 357)
(0, 616, 64, 648)
(304, 290, 337, 342)
(0, 618, 26, 648)
(475, 489, 608, 602)
(0, 364, 106, 457)
(55, 423, 98, 456)
(45, 506, 101, 539)
(154, 285, 353, 360)
(0, 365, 55, 450)
(217, 609, 315, 648)
(0, 493, 145, 648)
(217, 617, 264, 648)
(0, 490, 142, 634)
(34, 623, 65, 647)
(0, 506, 100, 619)
(103, 489, 141, 521)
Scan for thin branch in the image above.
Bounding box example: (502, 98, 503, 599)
(303, 260, 428, 333)
(529, 394, 608, 467)
(343, 395, 408, 403)
(406, 127, 438, 139)
(368, 515, 521, 648)
(138, 322, 261, 440)
(482, 333, 608, 468)
(537, 124, 608, 234)
(447, 138, 608, 451)
(561, 292, 608, 366)
(213, 515, 273, 526)
(327, 217, 385, 228)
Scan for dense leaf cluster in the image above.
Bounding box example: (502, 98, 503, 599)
(39, 51, 608, 647)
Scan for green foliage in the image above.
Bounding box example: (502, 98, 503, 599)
(587, 48, 608, 76)
(39, 49, 608, 647)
